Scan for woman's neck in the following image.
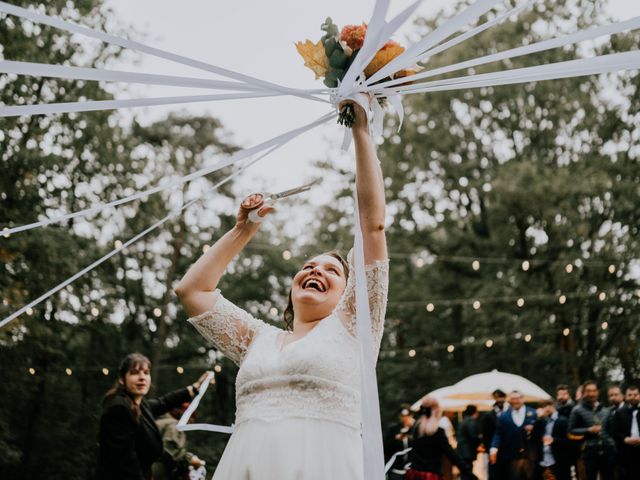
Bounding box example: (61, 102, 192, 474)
(291, 316, 323, 337)
(132, 394, 143, 405)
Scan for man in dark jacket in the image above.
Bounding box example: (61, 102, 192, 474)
(490, 391, 537, 480)
(383, 404, 415, 479)
(532, 399, 572, 480)
(613, 386, 640, 480)
(457, 405, 482, 467)
(568, 380, 615, 480)
(483, 389, 507, 480)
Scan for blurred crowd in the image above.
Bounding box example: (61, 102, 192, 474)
(384, 381, 640, 480)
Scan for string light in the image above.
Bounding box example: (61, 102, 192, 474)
(102, 368, 109, 376)
(472, 300, 481, 310)
(202, 244, 210, 253)
(282, 250, 292, 260)
(2, 298, 8, 306)
(269, 307, 278, 316)
(26, 307, 34, 315)
(28, 367, 36, 375)
(153, 308, 162, 317)
(408, 349, 416, 357)
(521, 260, 530, 271)
(559, 295, 567, 304)
(415, 258, 425, 268)
(447, 345, 455, 353)
(176, 366, 184, 374)
(114, 240, 123, 249)
(91, 307, 99, 316)
(485, 339, 494, 348)
(608, 264, 616, 274)
(1, 227, 9, 238)
(598, 292, 606, 301)
(65, 368, 73, 376)
(426, 303, 435, 312)
(601, 322, 609, 330)
(524, 334, 532, 342)
(472, 260, 480, 271)
(563, 328, 570, 336)
(214, 365, 222, 373)
(516, 298, 525, 307)
(565, 264, 573, 273)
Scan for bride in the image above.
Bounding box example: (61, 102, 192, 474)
(175, 100, 388, 479)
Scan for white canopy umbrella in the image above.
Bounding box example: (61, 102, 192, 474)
(445, 369, 551, 403)
(412, 385, 495, 413)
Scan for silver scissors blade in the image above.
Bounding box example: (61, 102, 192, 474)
(268, 178, 321, 201)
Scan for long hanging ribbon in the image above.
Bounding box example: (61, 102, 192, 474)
(373, 15, 640, 91)
(176, 372, 234, 434)
(0, 119, 325, 328)
(353, 193, 385, 480)
(0, 1, 326, 104)
(2, 113, 334, 236)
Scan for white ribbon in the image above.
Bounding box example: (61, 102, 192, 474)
(2, 113, 334, 236)
(177, 372, 234, 434)
(0, 1, 326, 104)
(0, 131, 304, 328)
(384, 447, 412, 474)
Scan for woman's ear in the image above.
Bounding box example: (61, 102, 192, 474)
(117, 377, 124, 386)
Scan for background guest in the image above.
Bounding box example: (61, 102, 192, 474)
(483, 389, 507, 480)
(613, 386, 640, 480)
(97, 353, 209, 480)
(384, 404, 415, 480)
(568, 380, 615, 480)
(532, 399, 571, 480)
(489, 390, 537, 480)
(457, 405, 482, 469)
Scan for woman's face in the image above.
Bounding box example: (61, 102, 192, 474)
(291, 254, 347, 318)
(121, 363, 151, 398)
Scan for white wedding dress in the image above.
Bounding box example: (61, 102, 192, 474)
(188, 252, 388, 480)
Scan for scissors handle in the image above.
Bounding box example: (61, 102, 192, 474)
(247, 198, 275, 223)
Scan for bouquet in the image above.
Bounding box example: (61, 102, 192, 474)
(296, 18, 421, 127)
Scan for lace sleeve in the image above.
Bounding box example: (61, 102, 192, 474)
(187, 290, 276, 366)
(334, 249, 389, 355)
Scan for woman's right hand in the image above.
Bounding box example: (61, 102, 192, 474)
(235, 193, 275, 231)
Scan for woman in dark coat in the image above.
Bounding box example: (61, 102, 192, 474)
(97, 352, 209, 480)
(407, 397, 477, 480)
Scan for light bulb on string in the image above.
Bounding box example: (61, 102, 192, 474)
(269, 307, 278, 316)
(447, 345, 455, 353)
(485, 339, 494, 348)
(408, 349, 416, 358)
(524, 334, 532, 342)
(214, 365, 222, 373)
(91, 307, 99, 316)
(102, 368, 109, 376)
(282, 250, 292, 260)
(65, 368, 73, 376)
(601, 322, 608, 330)
(472, 300, 481, 310)
(521, 260, 530, 271)
(563, 328, 570, 336)
(516, 298, 525, 307)
(559, 295, 567, 305)
(565, 264, 573, 273)
(176, 366, 184, 374)
(598, 292, 606, 301)
(472, 260, 480, 271)
(426, 303, 435, 312)
(153, 308, 162, 317)
(26, 307, 33, 316)
(114, 240, 123, 249)
(202, 244, 210, 253)
(415, 258, 425, 268)
(608, 264, 616, 274)
(28, 367, 36, 375)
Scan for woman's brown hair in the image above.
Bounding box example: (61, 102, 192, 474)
(282, 250, 349, 330)
(103, 353, 151, 422)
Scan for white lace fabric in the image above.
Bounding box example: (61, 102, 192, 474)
(187, 253, 389, 429)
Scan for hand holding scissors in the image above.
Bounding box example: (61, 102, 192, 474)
(246, 179, 320, 223)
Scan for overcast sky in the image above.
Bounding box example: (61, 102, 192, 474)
(102, 0, 640, 196)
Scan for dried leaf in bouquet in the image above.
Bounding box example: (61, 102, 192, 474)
(295, 39, 330, 80)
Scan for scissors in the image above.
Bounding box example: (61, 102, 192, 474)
(248, 179, 321, 223)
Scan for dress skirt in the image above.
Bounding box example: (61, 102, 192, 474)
(212, 417, 364, 480)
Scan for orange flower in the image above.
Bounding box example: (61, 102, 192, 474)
(339, 23, 367, 51)
(364, 40, 405, 78)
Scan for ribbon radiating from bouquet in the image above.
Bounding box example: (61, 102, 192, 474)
(3, 1, 640, 479)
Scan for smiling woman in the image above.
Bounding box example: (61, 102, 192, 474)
(97, 353, 211, 480)
(174, 99, 389, 479)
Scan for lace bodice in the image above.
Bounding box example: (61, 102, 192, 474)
(188, 252, 388, 429)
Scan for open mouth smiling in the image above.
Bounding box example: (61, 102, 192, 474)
(302, 278, 326, 292)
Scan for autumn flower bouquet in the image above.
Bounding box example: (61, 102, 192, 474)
(296, 17, 420, 127)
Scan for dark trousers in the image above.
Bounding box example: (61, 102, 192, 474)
(582, 446, 615, 480)
(536, 463, 571, 480)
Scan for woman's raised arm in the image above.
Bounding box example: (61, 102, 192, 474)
(350, 100, 387, 264)
(174, 194, 274, 317)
